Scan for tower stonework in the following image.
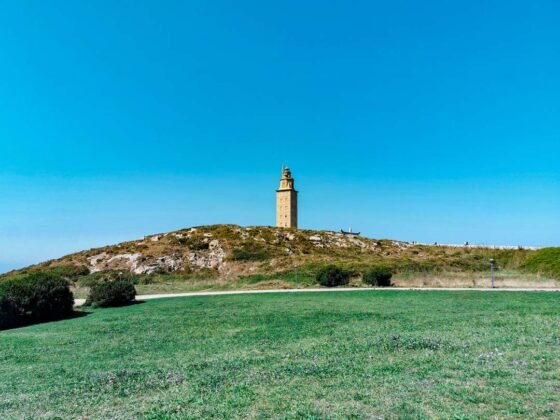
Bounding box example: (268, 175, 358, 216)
(276, 166, 298, 228)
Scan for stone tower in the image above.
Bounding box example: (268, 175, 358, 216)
(276, 166, 298, 228)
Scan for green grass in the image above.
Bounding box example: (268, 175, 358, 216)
(1, 291, 559, 418)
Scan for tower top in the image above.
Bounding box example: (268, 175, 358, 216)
(278, 165, 296, 191)
(281, 165, 292, 180)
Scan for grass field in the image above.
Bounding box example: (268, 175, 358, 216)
(1, 291, 559, 418)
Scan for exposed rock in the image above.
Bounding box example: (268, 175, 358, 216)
(309, 235, 322, 241)
(350, 238, 367, 248)
(188, 247, 226, 271)
(88, 252, 140, 273)
(88, 252, 184, 275)
(133, 255, 183, 275)
(108, 253, 141, 265)
(88, 252, 109, 272)
(89, 252, 107, 266)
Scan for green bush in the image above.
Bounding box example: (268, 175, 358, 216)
(230, 243, 272, 261)
(47, 265, 90, 281)
(85, 279, 136, 308)
(178, 237, 209, 250)
(0, 272, 74, 330)
(363, 266, 393, 287)
(316, 265, 350, 287)
(78, 271, 139, 288)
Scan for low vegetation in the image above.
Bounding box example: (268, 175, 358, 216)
(1, 291, 558, 417)
(363, 265, 393, 286)
(316, 265, 351, 287)
(230, 242, 273, 261)
(85, 278, 137, 308)
(0, 272, 74, 330)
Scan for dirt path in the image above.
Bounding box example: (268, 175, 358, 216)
(73, 286, 560, 306)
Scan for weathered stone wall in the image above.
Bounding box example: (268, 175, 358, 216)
(276, 190, 297, 228)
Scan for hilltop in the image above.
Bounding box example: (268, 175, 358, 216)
(3, 225, 558, 292)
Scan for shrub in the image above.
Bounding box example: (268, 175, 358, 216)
(316, 265, 350, 287)
(78, 271, 139, 288)
(363, 266, 393, 287)
(0, 272, 74, 330)
(47, 265, 90, 281)
(179, 237, 209, 250)
(231, 249, 271, 261)
(230, 243, 272, 261)
(85, 278, 136, 308)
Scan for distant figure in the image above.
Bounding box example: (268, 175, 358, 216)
(434, 242, 438, 245)
(464, 241, 470, 246)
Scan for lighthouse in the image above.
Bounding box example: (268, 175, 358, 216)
(276, 166, 298, 228)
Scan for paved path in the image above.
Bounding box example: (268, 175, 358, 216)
(73, 287, 560, 307)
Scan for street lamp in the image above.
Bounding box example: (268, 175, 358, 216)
(489, 259, 496, 289)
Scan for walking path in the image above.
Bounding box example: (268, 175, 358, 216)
(73, 286, 560, 306)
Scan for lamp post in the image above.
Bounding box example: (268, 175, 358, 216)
(489, 259, 496, 289)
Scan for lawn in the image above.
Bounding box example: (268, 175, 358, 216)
(1, 291, 559, 418)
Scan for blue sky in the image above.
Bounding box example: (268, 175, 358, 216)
(1, 0, 559, 273)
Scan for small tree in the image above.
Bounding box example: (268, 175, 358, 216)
(85, 278, 136, 308)
(316, 265, 350, 287)
(363, 266, 393, 287)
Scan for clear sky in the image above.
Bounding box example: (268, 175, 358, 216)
(1, 0, 559, 273)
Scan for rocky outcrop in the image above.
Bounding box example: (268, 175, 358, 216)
(133, 255, 184, 275)
(86, 237, 226, 275)
(88, 252, 184, 275)
(188, 240, 226, 271)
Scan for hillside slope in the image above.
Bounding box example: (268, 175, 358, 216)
(4, 225, 542, 289)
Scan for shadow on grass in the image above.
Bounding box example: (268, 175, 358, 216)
(81, 300, 146, 309)
(2, 300, 149, 332)
(0, 310, 91, 332)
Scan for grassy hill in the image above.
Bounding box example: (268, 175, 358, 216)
(2, 225, 558, 293)
(1, 291, 559, 418)
(521, 248, 560, 280)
